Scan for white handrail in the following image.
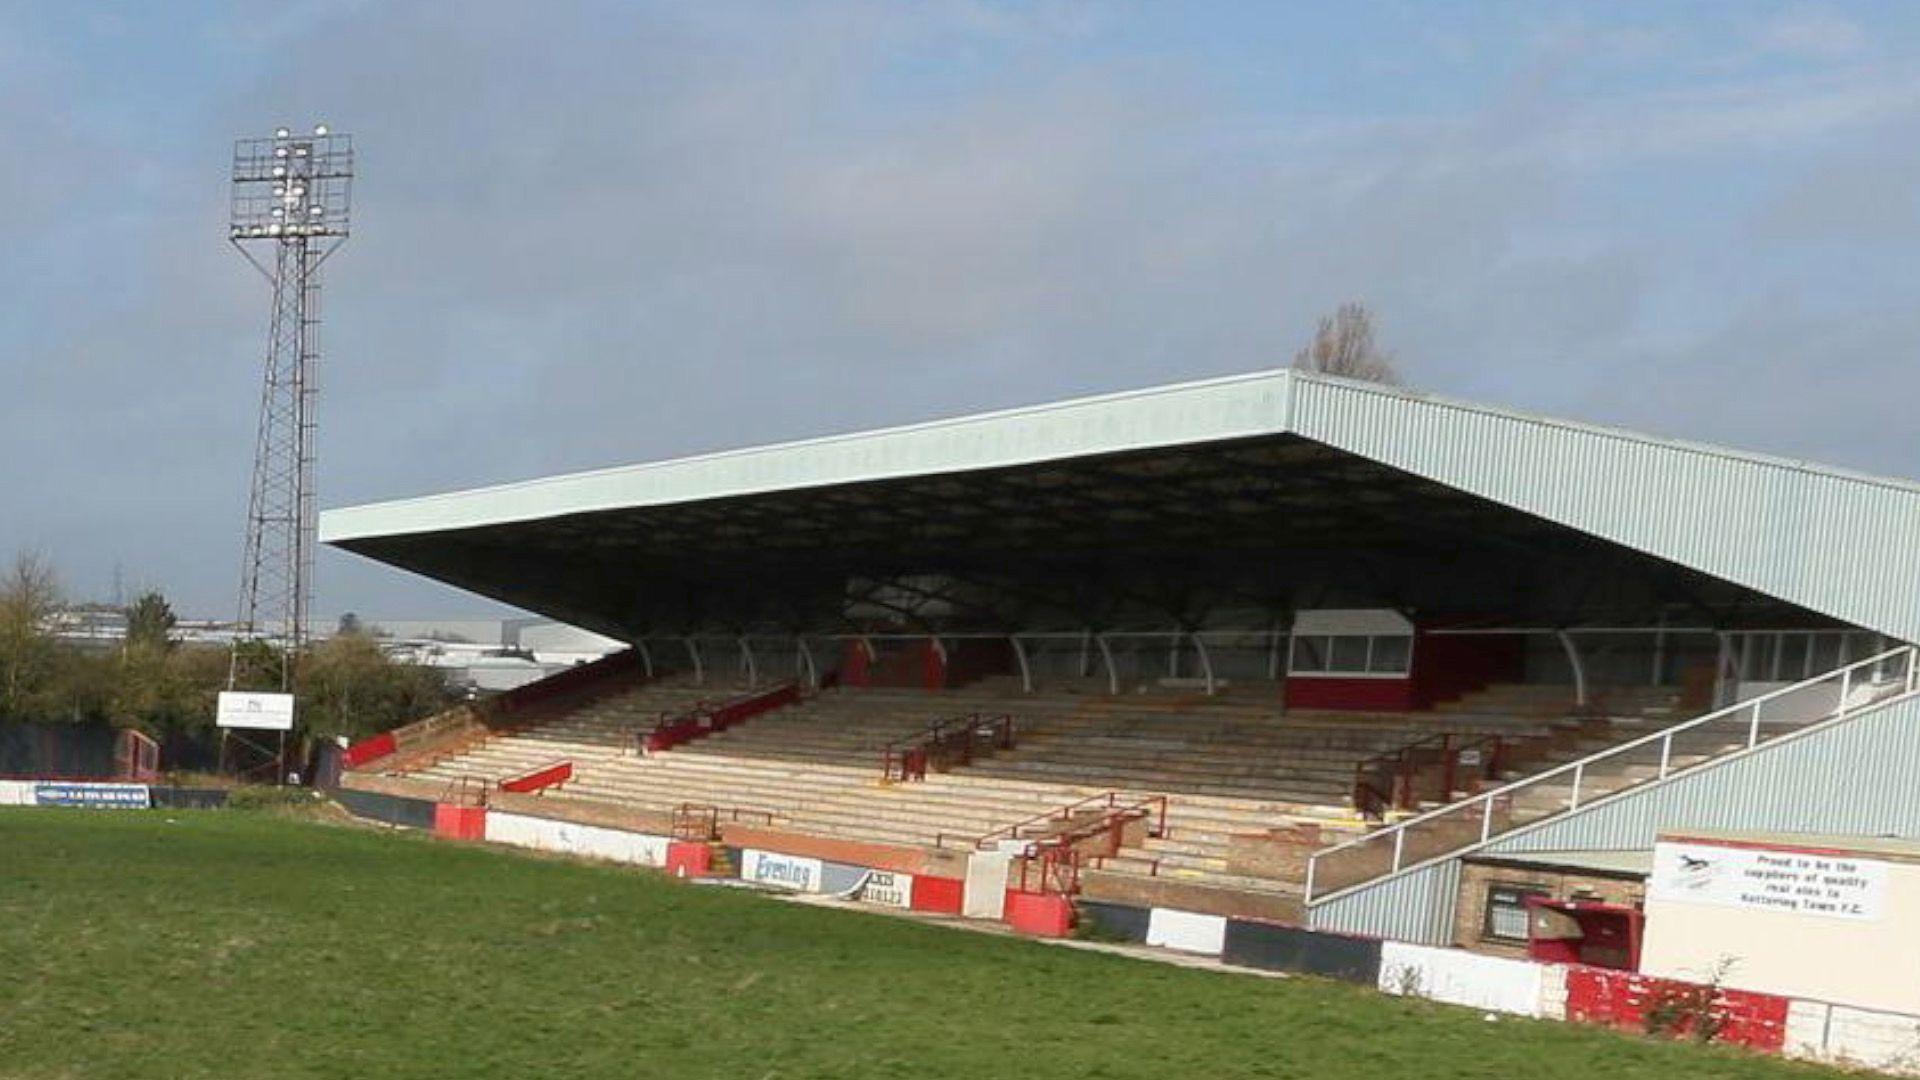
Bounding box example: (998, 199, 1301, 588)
(1304, 646, 1915, 903)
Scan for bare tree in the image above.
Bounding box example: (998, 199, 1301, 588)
(1293, 301, 1400, 384)
(0, 552, 60, 718)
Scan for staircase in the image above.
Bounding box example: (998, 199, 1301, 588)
(1303, 647, 1919, 904)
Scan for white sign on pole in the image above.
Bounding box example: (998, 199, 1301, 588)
(1649, 840, 1887, 921)
(216, 691, 296, 731)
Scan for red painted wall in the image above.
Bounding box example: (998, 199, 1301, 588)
(942, 639, 1016, 688)
(851, 640, 947, 690)
(910, 876, 965, 915)
(1284, 677, 1417, 712)
(1003, 890, 1074, 937)
(666, 841, 714, 878)
(1412, 631, 1525, 709)
(1564, 967, 1789, 1051)
(432, 804, 487, 841)
(841, 641, 872, 688)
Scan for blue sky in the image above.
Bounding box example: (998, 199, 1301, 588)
(3, 1, 1918, 620)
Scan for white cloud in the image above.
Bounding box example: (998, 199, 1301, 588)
(1753, 5, 1869, 61)
(7, 1, 1920, 617)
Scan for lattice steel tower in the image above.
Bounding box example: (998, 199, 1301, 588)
(228, 125, 354, 690)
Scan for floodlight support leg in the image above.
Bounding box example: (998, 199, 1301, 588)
(635, 639, 654, 680)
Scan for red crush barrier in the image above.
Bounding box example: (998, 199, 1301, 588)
(645, 683, 803, 753)
(499, 760, 573, 794)
(1003, 890, 1074, 937)
(910, 876, 965, 915)
(343, 732, 398, 769)
(1564, 967, 1789, 1051)
(433, 804, 488, 840)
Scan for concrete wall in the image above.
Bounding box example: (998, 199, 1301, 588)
(484, 811, 669, 867)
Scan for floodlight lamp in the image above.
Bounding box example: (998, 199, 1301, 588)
(268, 223, 282, 235)
(270, 207, 284, 217)
(314, 124, 328, 136)
(275, 147, 288, 158)
(272, 166, 286, 177)
(275, 127, 290, 138)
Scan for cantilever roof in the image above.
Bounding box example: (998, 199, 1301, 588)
(320, 370, 1920, 642)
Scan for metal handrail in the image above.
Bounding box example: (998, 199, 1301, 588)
(672, 802, 719, 841)
(1305, 646, 1917, 904)
(959, 790, 1169, 852)
(880, 712, 1014, 783)
(670, 801, 776, 841)
(1353, 730, 1512, 819)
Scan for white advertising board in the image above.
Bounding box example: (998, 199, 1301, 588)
(1379, 941, 1552, 1018)
(216, 691, 296, 731)
(1146, 909, 1227, 955)
(483, 812, 668, 867)
(741, 849, 824, 891)
(858, 870, 914, 908)
(34, 783, 151, 809)
(1649, 840, 1887, 921)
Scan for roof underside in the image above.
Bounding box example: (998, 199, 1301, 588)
(321, 371, 1920, 642)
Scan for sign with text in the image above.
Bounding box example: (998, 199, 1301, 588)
(1649, 840, 1887, 921)
(741, 850, 822, 892)
(859, 871, 913, 908)
(35, 783, 150, 809)
(217, 691, 295, 731)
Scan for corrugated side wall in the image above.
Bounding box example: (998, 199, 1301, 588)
(1310, 692, 1920, 945)
(1289, 377, 1920, 644)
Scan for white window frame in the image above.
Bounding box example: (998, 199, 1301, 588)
(1287, 633, 1414, 679)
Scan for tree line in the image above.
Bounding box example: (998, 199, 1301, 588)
(0, 552, 456, 754)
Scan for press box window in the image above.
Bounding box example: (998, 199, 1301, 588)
(1483, 883, 1548, 942)
(1288, 634, 1413, 677)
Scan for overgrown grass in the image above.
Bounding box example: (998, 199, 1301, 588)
(0, 810, 1838, 1079)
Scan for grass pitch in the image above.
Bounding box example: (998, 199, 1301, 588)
(0, 809, 1836, 1079)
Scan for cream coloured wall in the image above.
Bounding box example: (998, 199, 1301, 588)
(1643, 838, 1920, 1013)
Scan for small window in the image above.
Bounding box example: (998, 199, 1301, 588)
(1368, 635, 1412, 674)
(1290, 633, 1413, 676)
(1330, 636, 1370, 672)
(1483, 883, 1548, 943)
(1291, 635, 1329, 673)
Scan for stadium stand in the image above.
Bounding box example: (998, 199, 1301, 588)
(362, 670, 1755, 899)
(324, 369, 1920, 940)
